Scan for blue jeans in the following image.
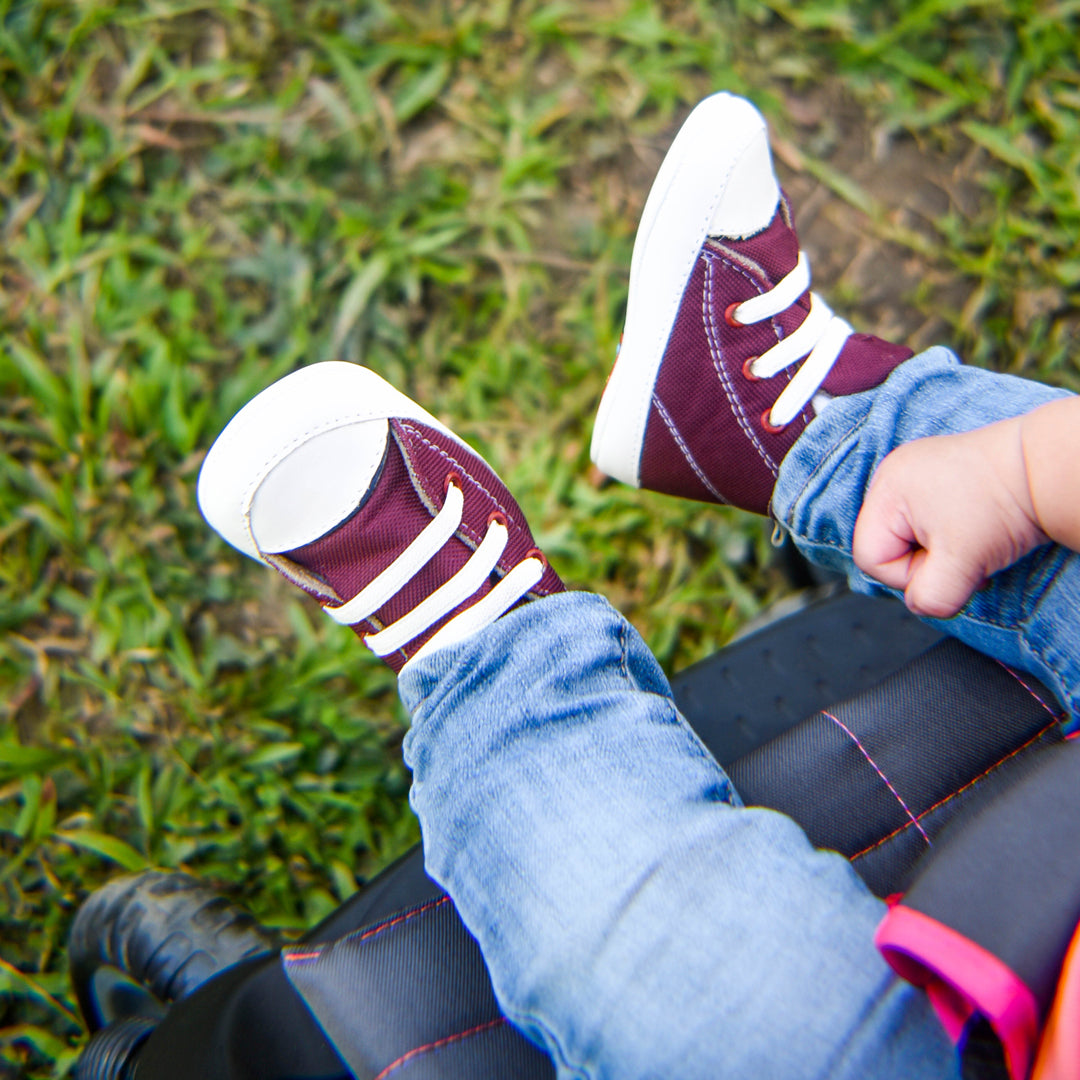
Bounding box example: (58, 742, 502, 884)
(399, 348, 1078, 1080)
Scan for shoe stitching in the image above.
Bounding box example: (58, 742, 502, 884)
(636, 126, 755, 449)
(396, 422, 517, 551)
(262, 551, 342, 603)
(708, 240, 818, 433)
(708, 246, 796, 388)
(706, 240, 794, 355)
(708, 244, 799, 415)
(702, 253, 780, 477)
(849, 718, 1060, 861)
(822, 710, 930, 846)
(651, 394, 728, 503)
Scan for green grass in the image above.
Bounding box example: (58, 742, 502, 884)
(1, 1, 1078, 1074)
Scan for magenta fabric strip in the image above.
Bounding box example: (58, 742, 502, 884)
(875, 904, 1040, 1080)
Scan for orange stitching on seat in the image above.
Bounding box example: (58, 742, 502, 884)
(283, 895, 452, 965)
(351, 895, 451, 944)
(822, 711, 930, 845)
(373, 1017, 506, 1080)
(850, 719, 1059, 861)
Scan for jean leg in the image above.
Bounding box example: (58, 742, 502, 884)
(774, 346, 1080, 727)
(401, 591, 955, 1080)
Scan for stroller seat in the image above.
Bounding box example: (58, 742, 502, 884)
(69, 589, 1071, 1080)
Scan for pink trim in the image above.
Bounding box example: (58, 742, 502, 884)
(876, 905, 1040, 1080)
(924, 978, 975, 1042)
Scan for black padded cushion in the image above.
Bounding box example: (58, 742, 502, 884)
(728, 638, 1064, 897)
(903, 737, 1080, 1015)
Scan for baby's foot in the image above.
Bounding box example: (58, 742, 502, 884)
(590, 92, 913, 516)
(198, 363, 564, 672)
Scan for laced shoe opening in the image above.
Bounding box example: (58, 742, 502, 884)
(727, 249, 853, 427)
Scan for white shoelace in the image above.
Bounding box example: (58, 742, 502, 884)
(322, 481, 544, 660)
(730, 251, 853, 428)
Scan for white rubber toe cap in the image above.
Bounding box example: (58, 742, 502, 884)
(197, 362, 455, 562)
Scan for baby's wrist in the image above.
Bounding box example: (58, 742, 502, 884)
(1019, 398, 1080, 552)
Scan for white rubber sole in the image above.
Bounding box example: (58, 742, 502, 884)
(589, 92, 780, 487)
(197, 362, 462, 562)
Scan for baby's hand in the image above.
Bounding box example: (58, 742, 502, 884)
(852, 420, 1047, 619)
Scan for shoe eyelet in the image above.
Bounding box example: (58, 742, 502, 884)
(444, 471, 463, 496)
(724, 302, 745, 329)
(487, 510, 508, 529)
(742, 356, 762, 381)
(760, 409, 788, 435)
(525, 546, 548, 570)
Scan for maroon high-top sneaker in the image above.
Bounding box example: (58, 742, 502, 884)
(198, 363, 564, 673)
(590, 92, 914, 516)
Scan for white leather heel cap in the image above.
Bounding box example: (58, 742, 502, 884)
(707, 128, 779, 239)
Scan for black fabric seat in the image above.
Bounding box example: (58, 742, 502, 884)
(114, 591, 1065, 1080)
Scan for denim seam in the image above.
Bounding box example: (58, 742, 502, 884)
(614, 617, 733, 800)
(618, 620, 630, 685)
(663, 700, 738, 805)
(1018, 550, 1078, 710)
(494, 1004, 589, 1080)
(782, 410, 870, 532)
(1028, 636, 1076, 717)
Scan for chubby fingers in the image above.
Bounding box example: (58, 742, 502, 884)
(853, 458, 981, 620)
(901, 549, 987, 620)
(852, 485, 919, 592)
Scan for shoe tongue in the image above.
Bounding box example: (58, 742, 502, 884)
(705, 123, 781, 239)
(710, 203, 801, 294)
(822, 334, 915, 397)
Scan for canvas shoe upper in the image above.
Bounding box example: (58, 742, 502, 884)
(590, 92, 914, 516)
(198, 362, 564, 673)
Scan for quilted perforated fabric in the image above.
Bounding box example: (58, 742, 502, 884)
(283, 895, 553, 1080)
(728, 637, 1063, 898)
